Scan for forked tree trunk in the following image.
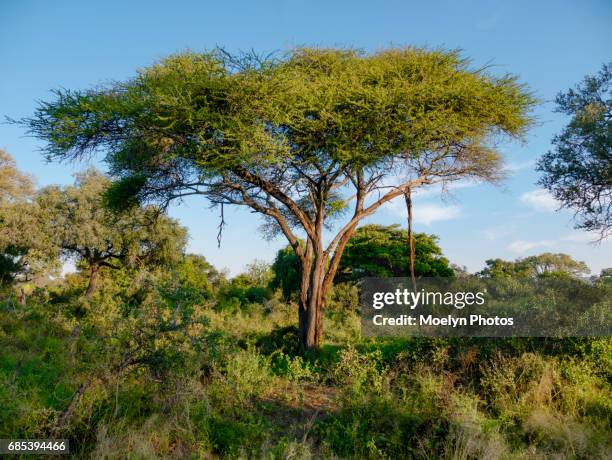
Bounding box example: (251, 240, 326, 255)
(85, 264, 100, 298)
(298, 252, 326, 351)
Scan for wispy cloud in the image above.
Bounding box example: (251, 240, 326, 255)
(508, 240, 555, 253)
(560, 231, 608, 244)
(481, 224, 515, 241)
(413, 179, 478, 198)
(505, 160, 535, 173)
(507, 231, 608, 255)
(520, 188, 559, 212)
(415, 204, 461, 225)
(61, 261, 76, 276)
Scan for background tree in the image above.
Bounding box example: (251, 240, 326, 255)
(0, 150, 58, 297)
(270, 244, 303, 301)
(480, 253, 590, 279)
(337, 224, 454, 281)
(23, 48, 535, 349)
(479, 258, 527, 279)
(270, 225, 453, 300)
(521, 252, 590, 278)
(174, 254, 225, 305)
(537, 62, 612, 239)
(37, 170, 188, 297)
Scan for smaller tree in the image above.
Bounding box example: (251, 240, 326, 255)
(337, 224, 454, 280)
(270, 224, 454, 300)
(38, 170, 187, 297)
(479, 258, 525, 279)
(480, 253, 589, 279)
(270, 245, 303, 301)
(244, 259, 273, 286)
(521, 252, 590, 278)
(0, 150, 58, 297)
(174, 254, 224, 304)
(537, 63, 612, 239)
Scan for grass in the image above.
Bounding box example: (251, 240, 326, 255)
(0, 290, 610, 459)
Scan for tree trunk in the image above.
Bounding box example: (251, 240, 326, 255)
(298, 247, 326, 352)
(17, 288, 26, 306)
(85, 264, 100, 298)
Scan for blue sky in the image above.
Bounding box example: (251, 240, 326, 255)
(1, 0, 611, 275)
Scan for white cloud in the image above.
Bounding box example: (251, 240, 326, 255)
(505, 160, 535, 173)
(61, 261, 76, 276)
(520, 189, 559, 212)
(384, 198, 461, 226)
(561, 231, 608, 244)
(415, 205, 461, 225)
(481, 224, 515, 241)
(508, 240, 555, 254)
(507, 231, 608, 256)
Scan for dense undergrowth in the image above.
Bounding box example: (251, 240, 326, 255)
(0, 272, 611, 459)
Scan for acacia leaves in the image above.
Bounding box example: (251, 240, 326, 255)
(272, 48, 534, 166)
(22, 47, 536, 209)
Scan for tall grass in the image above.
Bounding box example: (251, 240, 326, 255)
(1, 291, 610, 459)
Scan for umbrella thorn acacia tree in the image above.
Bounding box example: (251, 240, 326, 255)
(37, 170, 188, 297)
(22, 47, 536, 350)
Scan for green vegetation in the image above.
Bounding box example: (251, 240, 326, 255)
(0, 154, 610, 457)
(1, 263, 611, 458)
(338, 224, 454, 280)
(37, 170, 187, 297)
(480, 253, 591, 279)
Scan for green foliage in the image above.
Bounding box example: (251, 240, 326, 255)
(24, 48, 535, 187)
(537, 62, 612, 239)
(218, 272, 272, 310)
(173, 254, 224, 305)
(37, 170, 188, 296)
(0, 150, 59, 287)
(270, 225, 454, 301)
(480, 252, 590, 279)
(255, 325, 302, 356)
(338, 224, 454, 280)
(270, 244, 302, 301)
(1, 280, 611, 458)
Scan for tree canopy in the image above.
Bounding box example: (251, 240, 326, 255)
(0, 150, 57, 289)
(480, 253, 590, 279)
(22, 47, 536, 349)
(270, 244, 303, 301)
(37, 170, 188, 297)
(537, 62, 612, 239)
(337, 224, 454, 280)
(271, 224, 454, 300)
